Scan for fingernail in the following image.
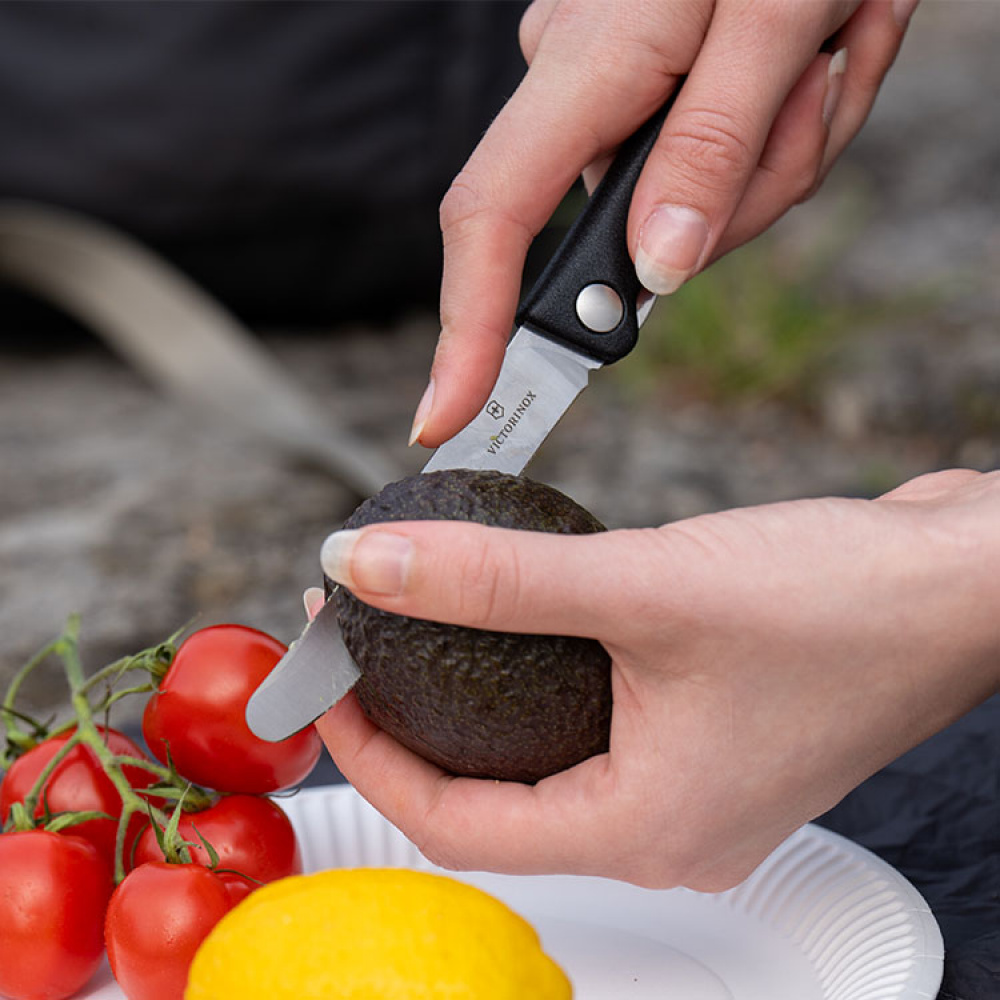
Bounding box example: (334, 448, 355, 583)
(822, 48, 848, 128)
(320, 529, 413, 596)
(408, 378, 435, 447)
(893, 0, 919, 28)
(302, 586, 325, 618)
(635, 205, 709, 295)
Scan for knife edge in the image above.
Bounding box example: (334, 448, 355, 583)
(245, 597, 361, 742)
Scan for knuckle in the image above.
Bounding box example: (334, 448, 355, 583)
(615, 837, 693, 890)
(742, 0, 797, 33)
(415, 833, 466, 873)
(439, 172, 534, 255)
(795, 152, 832, 204)
(787, 155, 825, 205)
(438, 176, 489, 242)
(684, 860, 758, 894)
(518, 0, 547, 62)
(796, 175, 823, 205)
(662, 106, 756, 189)
(795, 160, 825, 204)
(542, 0, 590, 36)
(412, 786, 469, 872)
(455, 536, 522, 627)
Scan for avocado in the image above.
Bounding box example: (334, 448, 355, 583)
(329, 469, 612, 783)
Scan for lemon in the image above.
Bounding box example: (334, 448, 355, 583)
(185, 867, 572, 999)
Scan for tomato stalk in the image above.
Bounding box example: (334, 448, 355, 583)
(6, 616, 208, 879)
(1, 623, 180, 770)
(1, 635, 63, 765)
(75, 625, 181, 715)
(17, 734, 81, 817)
(40, 616, 180, 882)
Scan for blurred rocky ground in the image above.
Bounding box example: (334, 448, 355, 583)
(2, 2, 998, 726)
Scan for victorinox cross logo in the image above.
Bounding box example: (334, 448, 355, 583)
(486, 400, 505, 420)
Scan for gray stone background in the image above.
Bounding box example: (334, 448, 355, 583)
(1, 1, 998, 729)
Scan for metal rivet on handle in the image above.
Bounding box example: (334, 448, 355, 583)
(575, 283, 624, 334)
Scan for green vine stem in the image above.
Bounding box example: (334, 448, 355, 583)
(7, 615, 212, 884)
(18, 734, 82, 817)
(1, 636, 63, 763)
(53, 615, 193, 882)
(1, 626, 179, 768)
(77, 641, 175, 697)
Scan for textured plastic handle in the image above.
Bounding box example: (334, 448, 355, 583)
(515, 87, 682, 365)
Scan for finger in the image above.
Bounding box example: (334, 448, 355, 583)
(518, 0, 559, 65)
(319, 521, 668, 639)
(876, 469, 982, 505)
(302, 586, 325, 620)
(314, 692, 453, 828)
(819, 0, 912, 178)
(709, 50, 842, 259)
(316, 691, 624, 876)
(628, 1, 855, 295)
(715, 0, 909, 258)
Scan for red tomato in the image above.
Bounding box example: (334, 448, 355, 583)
(0, 829, 113, 1000)
(105, 862, 235, 1000)
(0, 727, 159, 865)
(142, 624, 321, 793)
(215, 869, 257, 905)
(133, 793, 302, 886)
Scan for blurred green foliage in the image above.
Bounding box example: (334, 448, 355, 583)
(619, 233, 878, 407)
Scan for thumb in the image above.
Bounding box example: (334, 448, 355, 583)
(319, 521, 660, 640)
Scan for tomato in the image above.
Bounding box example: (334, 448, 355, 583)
(0, 727, 159, 865)
(105, 862, 235, 1000)
(215, 869, 257, 905)
(142, 624, 321, 793)
(0, 830, 113, 1000)
(133, 793, 302, 886)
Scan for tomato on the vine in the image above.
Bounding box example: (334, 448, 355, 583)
(133, 793, 302, 885)
(0, 727, 160, 865)
(142, 624, 321, 793)
(214, 869, 257, 905)
(105, 861, 236, 1000)
(0, 829, 113, 1000)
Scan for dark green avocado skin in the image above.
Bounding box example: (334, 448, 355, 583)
(330, 469, 612, 783)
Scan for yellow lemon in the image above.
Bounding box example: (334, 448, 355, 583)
(185, 867, 572, 999)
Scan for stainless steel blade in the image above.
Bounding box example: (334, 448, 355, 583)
(422, 326, 602, 475)
(245, 597, 360, 742)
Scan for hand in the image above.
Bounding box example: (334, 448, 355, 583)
(314, 469, 1000, 890)
(412, 0, 918, 447)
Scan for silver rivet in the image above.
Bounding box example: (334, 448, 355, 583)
(575, 283, 624, 333)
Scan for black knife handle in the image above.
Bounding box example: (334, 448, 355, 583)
(515, 87, 681, 365)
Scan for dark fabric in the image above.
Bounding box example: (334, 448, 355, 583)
(0, 0, 530, 325)
(818, 694, 1000, 999)
(939, 933, 1000, 1000)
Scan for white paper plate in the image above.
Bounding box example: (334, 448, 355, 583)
(84, 783, 943, 1000)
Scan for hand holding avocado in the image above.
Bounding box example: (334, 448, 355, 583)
(314, 468, 1000, 891)
(331, 470, 612, 784)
